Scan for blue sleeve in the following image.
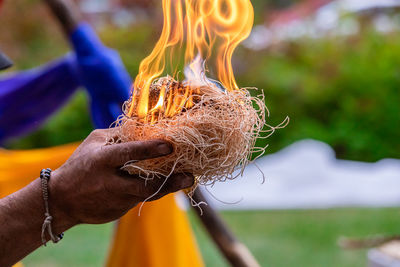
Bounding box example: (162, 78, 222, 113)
(69, 23, 132, 129)
(0, 55, 80, 144)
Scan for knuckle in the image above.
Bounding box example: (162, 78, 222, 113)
(88, 129, 103, 141)
(91, 129, 102, 136)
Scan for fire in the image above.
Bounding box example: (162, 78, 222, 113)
(128, 0, 254, 120)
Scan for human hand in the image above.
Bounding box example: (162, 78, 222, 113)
(49, 128, 193, 226)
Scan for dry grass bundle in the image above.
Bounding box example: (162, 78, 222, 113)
(110, 76, 285, 189)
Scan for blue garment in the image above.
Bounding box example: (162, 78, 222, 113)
(69, 23, 131, 128)
(0, 23, 132, 143)
(0, 55, 80, 143)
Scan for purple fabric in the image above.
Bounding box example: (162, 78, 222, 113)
(0, 55, 80, 143)
(0, 23, 132, 143)
(69, 23, 131, 129)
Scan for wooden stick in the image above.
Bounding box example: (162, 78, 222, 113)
(339, 235, 400, 250)
(43, 0, 81, 35)
(190, 188, 261, 267)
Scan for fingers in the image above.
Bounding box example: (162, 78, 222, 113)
(146, 173, 195, 202)
(101, 140, 173, 167)
(115, 171, 194, 199)
(147, 173, 194, 201)
(158, 173, 194, 195)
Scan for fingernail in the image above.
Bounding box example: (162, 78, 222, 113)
(157, 143, 172, 155)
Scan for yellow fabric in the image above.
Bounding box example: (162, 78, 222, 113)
(0, 143, 204, 267)
(106, 194, 204, 267)
(0, 143, 79, 197)
(0, 144, 78, 267)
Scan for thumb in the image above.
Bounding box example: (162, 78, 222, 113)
(101, 140, 173, 166)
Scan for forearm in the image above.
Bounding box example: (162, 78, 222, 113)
(0, 178, 75, 266)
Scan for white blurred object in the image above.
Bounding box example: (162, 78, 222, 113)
(369, 241, 400, 267)
(79, 0, 111, 13)
(341, 0, 400, 13)
(200, 139, 400, 210)
(244, 0, 400, 50)
(374, 14, 396, 33)
(243, 25, 271, 50)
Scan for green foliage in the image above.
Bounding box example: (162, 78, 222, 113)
(23, 223, 112, 267)
(244, 32, 400, 161)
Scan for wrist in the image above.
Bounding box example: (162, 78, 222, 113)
(46, 169, 77, 233)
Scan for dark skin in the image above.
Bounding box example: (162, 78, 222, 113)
(0, 128, 194, 266)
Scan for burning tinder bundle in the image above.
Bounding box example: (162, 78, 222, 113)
(110, 0, 286, 188)
(113, 75, 267, 185)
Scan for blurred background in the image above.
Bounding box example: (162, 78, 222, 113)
(1, 0, 400, 266)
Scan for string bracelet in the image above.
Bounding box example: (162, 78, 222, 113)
(40, 168, 64, 246)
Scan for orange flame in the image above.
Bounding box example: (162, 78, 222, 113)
(128, 0, 254, 119)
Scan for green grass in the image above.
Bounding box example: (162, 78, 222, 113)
(22, 208, 400, 267)
(22, 224, 113, 267)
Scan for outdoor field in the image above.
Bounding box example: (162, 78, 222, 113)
(23, 208, 400, 266)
